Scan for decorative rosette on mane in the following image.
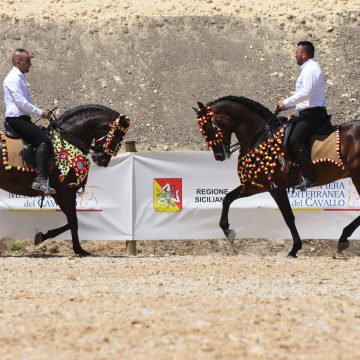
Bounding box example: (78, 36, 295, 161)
(238, 128, 285, 189)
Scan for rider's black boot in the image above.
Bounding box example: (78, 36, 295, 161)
(31, 143, 56, 195)
(294, 144, 317, 191)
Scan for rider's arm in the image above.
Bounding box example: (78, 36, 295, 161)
(4, 76, 43, 117)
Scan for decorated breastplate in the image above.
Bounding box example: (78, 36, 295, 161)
(238, 128, 285, 189)
(53, 135, 90, 187)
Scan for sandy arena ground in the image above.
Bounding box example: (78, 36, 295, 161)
(1, 239, 360, 359)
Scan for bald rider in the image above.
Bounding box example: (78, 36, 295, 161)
(3, 48, 56, 195)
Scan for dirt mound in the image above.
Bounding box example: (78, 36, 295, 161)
(0, 2, 358, 151)
(0, 0, 358, 21)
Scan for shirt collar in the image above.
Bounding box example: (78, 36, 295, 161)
(12, 66, 25, 77)
(300, 58, 314, 70)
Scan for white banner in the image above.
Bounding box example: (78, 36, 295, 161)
(0, 153, 133, 240)
(1, 151, 360, 240)
(133, 152, 360, 240)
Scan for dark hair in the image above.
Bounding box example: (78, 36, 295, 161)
(15, 48, 27, 53)
(297, 41, 315, 58)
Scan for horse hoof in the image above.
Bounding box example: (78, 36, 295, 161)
(287, 253, 297, 259)
(226, 229, 236, 244)
(338, 241, 350, 253)
(75, 248, 91, 257)
(34, 232, 44, 245)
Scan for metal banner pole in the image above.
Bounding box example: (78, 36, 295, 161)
(124, 140, 137, 256)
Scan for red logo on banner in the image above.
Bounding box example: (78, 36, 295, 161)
(153, 178, 182, 212)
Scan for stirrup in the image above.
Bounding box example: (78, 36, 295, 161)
(294, 177, 317, 191)
(31, 180, 56, 195)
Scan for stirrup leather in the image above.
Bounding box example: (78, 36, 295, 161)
(294, 177, 317, 191)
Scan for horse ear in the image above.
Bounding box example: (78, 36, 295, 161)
(197, 102, 206, 111)
(192, 106, 199, 113)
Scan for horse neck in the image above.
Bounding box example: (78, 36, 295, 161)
(59, 110, 110, 148)
(219, 103, 268, 150)
(238, 111, 267, 147)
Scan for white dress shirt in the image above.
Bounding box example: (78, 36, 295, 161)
(284, 58, 326, 111)
(3, 66, 42, 118)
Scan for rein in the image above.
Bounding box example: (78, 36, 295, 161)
(224, 108, 282, 157)
(52, 124, 96, 155)
(49, 113, 129, 157)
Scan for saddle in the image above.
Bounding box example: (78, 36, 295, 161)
(3, 120, 39, 168)
(282, 114, 338, 163)
(282, 114, 334, 151)
(2, 122, 90, 187)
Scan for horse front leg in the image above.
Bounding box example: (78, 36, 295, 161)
(33, 193, 71, 245)
(56, 191, 91, 257)
(34, 224, 70, 245)
(270, 187, 302, 258)
(220, 185, 262, 243)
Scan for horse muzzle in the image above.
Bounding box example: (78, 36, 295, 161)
(92, 153, 111, 167)
(214, 151, 226, 161)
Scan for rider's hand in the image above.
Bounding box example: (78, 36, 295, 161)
(276, 100, 287, 112)
(41, 109, 50, 119)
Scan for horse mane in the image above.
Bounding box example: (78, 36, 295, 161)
(208, 95, 274, 120)
(59, 104, 119, 123)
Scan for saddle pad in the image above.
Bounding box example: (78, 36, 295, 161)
(0, 132, 35, 171)
(0, 132, 90, 188)
(311, 129, 343, 167)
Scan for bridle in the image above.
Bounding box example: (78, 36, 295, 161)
(93, 114, 131, 156)
(198, 105, 282, 158)
(197, 105, 228, 157)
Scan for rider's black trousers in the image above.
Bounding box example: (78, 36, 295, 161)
(289, 107, 329, 148)
(289, 107, 329, 180)
(5, 116, 52, 148)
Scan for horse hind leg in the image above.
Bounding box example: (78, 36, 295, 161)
(338, 177, 360, 253)
(338, 216, 360, 253)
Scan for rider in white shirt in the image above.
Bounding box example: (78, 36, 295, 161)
(277, 41, 330, 191)
(3, 48, 55, 195)
(283, 58, 326, 111)
(4, 67, 44, 118)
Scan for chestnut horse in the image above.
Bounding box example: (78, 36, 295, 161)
(0, 104, 130, 256)
(195, 96, 360, 257)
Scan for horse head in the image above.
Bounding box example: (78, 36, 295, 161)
(57, 105, 131, 167)
(195, 101, 231, 161)
(92, 113, 131, 166)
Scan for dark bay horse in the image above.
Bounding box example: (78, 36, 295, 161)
(0, 104, 130, 256)
(195, 95, 360, 257)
